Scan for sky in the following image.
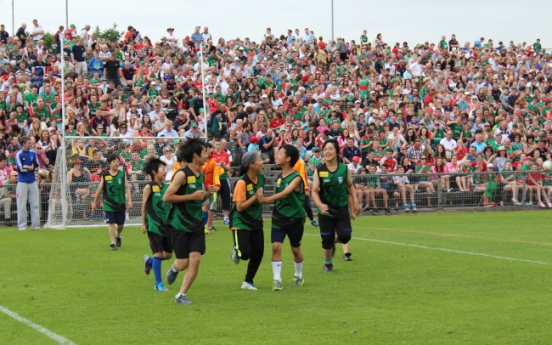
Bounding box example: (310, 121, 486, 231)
(1, 0, 550, 48)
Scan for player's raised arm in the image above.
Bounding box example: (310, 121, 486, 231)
(258, 175, 302, 204)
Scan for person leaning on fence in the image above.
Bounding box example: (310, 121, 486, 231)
(0, 171, 17, 226)
(15, 136, 40, 231)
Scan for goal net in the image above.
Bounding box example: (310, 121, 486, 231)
(45, 135, 190, 228)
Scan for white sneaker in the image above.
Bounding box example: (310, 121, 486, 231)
(241, 282, 258, 290)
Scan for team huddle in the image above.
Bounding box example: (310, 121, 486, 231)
(95, 137, 359, 305)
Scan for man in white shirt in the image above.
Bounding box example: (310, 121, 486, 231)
(409, 57, 423, 77)
(80, 25, 91, 45)
(347, 157, 365, 175)
(158, 121, 179, 138)
(440, 131, 457, 159)
(152, 111, 169, 134)
(31, 19, 44, 41)
(201, 26, 212, 45)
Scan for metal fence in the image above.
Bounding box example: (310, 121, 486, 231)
(1, 170, 548, 228)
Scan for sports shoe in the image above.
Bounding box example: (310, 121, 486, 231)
(175, 294, 193, 305)
(207, 226, 217, 232)
(324, 264, 334, 272)
(4, 219, 12, 227)
(110, 243, 117, 250)
(343, 252, 352, 261)
(154, 282, 169, 291)
(223, 217, 230, 225)
(539, 202, 546, 208)
(362, 205, 371, 212)
(166, 267, 179, 285)
(231, 246, 240, 264)
(384, 208, 391, 215)
(411, 203, 418, 212)
(512, 198, 523, 206)
(241, 281, 258, 290)
(116, 236, 122, 247)
(204, 226, 210, 234)
(143, 254, 151, 275)
(547, 201, 552, 208)
(372, 208, 379, 215)
(527, 201, 534, 206)
(291, 276, 304, 286)
(272, 280, 283, 291)
(310, 220, 319, 227)
(403, 203, 409, 212)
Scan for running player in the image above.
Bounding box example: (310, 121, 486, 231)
(164, 138, 216, 305)
(229, 151, 265, 290)
(141, 157, 173, 291)
(92, 154, 132, 250)
(311, 140, 360, 272)
(200, 143, 222, 234)
(258, 145, 306, 290)
(293, 156, 318, 227)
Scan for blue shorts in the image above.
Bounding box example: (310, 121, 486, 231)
(105, 211, 126, 225)
(271, 226, 304, 247)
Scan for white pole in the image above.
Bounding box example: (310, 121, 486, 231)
(199, 42, 208, 142)
(331, 0, 334, 41)
(60, 31, 68, 228)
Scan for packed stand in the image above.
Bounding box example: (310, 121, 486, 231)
(1, 21, 552, 224)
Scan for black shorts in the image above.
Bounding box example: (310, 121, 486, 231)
(148, 232, 173, 254)
(318, 208, 352, 238)
(105, 211, 125, 225)
(171, 223, 205, 259)
(271, 226, 304, 247)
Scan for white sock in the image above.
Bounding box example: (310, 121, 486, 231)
(294, 261, 303, 279)
(272, 260, 282, 281)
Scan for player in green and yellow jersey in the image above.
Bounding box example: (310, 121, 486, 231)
(229, 151, 265, 290)
(311, 140, 360, 272)
(258, 145, 306, 290)
(141, 157, 173, 292)
(164, 138, 216, 305)
(92, 154, 133, 250)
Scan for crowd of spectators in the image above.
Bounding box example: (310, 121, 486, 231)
(1, 19, 552, 222)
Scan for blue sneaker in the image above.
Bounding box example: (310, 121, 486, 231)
(403, 203, 409, 212)
(223, 217, 230, 225)
(310, 220, 319, 227)
(175, 293, 193, 305)
(154, 282, 168, 291)
(143, 254, 151, 275)
(411, 203, 417, 212)
(166, 267, 179, 285)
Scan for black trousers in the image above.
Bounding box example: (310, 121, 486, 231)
(220, 179, 231, 211)
(232, 228, 264, 284)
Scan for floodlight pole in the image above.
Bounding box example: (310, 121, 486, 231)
(66, 0, 69, 29)
(331, 0, 334, 41)
(199, 42, 208, 142)
(12, 0, 14, 37)
(60, 36, 68, 227)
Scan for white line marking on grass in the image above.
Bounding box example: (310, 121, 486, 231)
(303, 233, 551, 266)
(0, 306, 76, 345)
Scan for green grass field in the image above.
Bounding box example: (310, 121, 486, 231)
(1, 211, 552, 345)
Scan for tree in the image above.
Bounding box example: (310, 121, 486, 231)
(43, 32, 55, 52)
(98, 23, 123, 43)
